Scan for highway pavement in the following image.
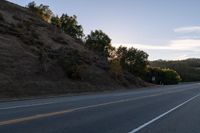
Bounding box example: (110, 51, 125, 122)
(0, 83, 200, 133)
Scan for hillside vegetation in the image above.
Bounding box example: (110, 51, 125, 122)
(150, 59, 200, 82)
(0, 0, 150, 98)
(0, 0, 184, 98)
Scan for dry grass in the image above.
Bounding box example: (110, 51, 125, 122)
(0, 0, 146, 98)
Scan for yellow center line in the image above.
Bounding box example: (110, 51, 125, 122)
(0, 87, 196, 126)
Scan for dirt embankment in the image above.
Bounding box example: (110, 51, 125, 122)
(0, 0, 148, 98)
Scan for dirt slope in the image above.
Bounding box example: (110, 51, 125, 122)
(0, 0, 146, 98)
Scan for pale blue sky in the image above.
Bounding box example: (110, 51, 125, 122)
(8, 0, 200, 60)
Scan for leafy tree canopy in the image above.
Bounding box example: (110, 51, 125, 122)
(116, 46, 149, 76)
(59, 14, 84, 39)
(27, 1, 53, 22)
(85, 30, 112, 57)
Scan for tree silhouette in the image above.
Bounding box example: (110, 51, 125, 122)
(116, 46, 149, 76)
(85, 30, 112, 57)
(59, 14, 84, 39)
(27, 1, 53, 22)
(51, 15, 61, 28)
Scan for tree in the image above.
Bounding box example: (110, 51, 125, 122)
(51, 15, 61, 28)
(38, 4, 53, 22)
(116, 46, 149, 76)
(108, 58, 123, 79)
(162, 69, 182, 85)
(85, 30, 112, 57)
(27, 1, 36, 10)
(27, 2, 84, 39)
(150, 59, 200, 82)
(107, 44, 116, 59)
(116, 46, 128, 68)
(146, 67, 182, 85)
(59, 14, 84, 39)
(27, 1, 53, 22)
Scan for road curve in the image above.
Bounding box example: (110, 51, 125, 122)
(0, 83, 200, 133)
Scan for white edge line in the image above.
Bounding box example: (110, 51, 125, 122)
(0, 101, 61, 110)
(0, 86, 198, 110)
(0, 91, 199, 126)
(128, 93, 200, 133)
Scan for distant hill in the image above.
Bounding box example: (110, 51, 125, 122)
(150, 58, 200, 82)
(0, 0, 147, 98)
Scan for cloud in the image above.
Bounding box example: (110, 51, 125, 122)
(177, 36, 200, 39)
(113, 39, 200, 52)
(174, 26, 200, 33)
(173, 55, 190, 60)
(113, 26, 200, 60)
(113, 43, 170, 50)
(170, 39, 200, 50)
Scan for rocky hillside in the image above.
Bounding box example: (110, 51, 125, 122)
(0, 0, 146, 98)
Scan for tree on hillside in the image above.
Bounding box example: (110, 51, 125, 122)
(59, 14, 84, 39)
(108, 58, 123, 79)
(51, 15, 61, 28)
(85, 30, 112, 57)
(27, 1, 53, 22)
(107, 44, 116, 59)
(116, 46, 149, 76)
(116, 46, 128, 68)
(27, 1, 36, 10)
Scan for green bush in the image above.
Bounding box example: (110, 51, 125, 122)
(162, 69, 182, 85)
(146, 67, 181, 85)
(150, 59, 200, 82)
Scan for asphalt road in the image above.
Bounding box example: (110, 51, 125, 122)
(0, 83, 200, 133)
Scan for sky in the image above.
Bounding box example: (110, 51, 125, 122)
(8, 0, 200, 60)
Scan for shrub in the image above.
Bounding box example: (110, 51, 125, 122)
(150, 59, 200, 82)
(31, 30, 39, 39)
(162, 69, 182, 85)
(23, 20, 32, 29)
(12, 15, 22, 21)
(109, 59, 123, 79)
(0, 12, 4, 21)
(59, 60, 86, 80)
(58, 50, 85, 79)
(16, 23, 24, 29)
(52, 36, 68, 45)
(60, 59, 77, 78)
(71, 64, 87, 80)
(146, 67, 182, 85)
